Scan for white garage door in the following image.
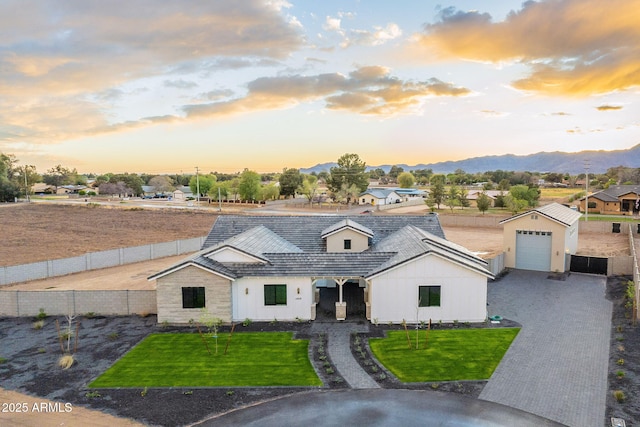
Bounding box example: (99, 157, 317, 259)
(515, 230, 552, 271)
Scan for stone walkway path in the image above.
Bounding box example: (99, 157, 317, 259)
(311, 321, 380, 389)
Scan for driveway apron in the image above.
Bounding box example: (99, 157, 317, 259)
(479, 270, 611, 427)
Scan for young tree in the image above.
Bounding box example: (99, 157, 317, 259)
(476, 192, 491, 214)
(446, 185, 460, 212)
(327, 153, 369, 194)
(458, 188, 470, 209)
(298, 175, 319, 204)
(278, 168, 303, 198)
(429, 175, 446, 209)
(398, 172, 415, 188)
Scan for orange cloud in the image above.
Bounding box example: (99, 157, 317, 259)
(596, 105, 623, 111)
(414, 0, 640, 96)
(183, 67, 470, 118)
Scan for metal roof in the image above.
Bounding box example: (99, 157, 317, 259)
(500, 202, 582, 227)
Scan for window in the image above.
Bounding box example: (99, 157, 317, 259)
(264, 284, 287, 305)
(344, 239, 352, 250)
(182, 287, 205, 308)
(418, 286, 441, 307)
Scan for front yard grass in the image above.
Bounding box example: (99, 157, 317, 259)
(369, 328, 519, 382)
(90, 332, 321, 387)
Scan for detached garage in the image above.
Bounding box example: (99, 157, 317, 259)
(501, 203, 581, 272)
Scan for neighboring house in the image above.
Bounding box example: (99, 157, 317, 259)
(394, 188, 428, 202)
(500, 203, 581, 273)
(31, 183, 56, 194)
(172, 186, 194, 201)
(358, 189, 401, 205)
(578, 185, 640, 215)
(56, 185, 87, 195)
(149, 215, 493, 325)
(466, 190, 504, 208)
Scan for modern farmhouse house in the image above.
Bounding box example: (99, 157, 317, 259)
(149, 215, 493, 325)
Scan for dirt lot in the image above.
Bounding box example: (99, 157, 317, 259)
(0, 203, 216, 267)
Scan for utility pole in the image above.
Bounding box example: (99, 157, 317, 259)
(24, 166, 30, 202)
(195, 166, 200, 206)
(584, 160, 590, 221)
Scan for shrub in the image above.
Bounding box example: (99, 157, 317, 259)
(226, 390, 235, 396)
(140, 387, 148, 397)
(377, 373, 387, 381)
(325, 367, 334, 374)
(37, 348, 46, 354)
(58, 354, 74, 370)
(242, 318, 252, 327)
(617, 358, 625, 366)
(85, 391, 101, 398)
(107, 332, 119, 341)
(85, 312, 96, 319)
(0, 357, 7, 364)
(613, 390, 626, 403)
(616, 370, 625, 379)
(36, 308, 47, 320)
(33, 320, 45, 330)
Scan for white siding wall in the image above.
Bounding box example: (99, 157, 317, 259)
(369, 255, 487, 323)
(232, 276, 313, 322)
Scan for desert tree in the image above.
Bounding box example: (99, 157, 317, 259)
(398, 171, 415, 188)
(238, 169, 261, 201)
(298, 175, 319, 204)
(149, 175, 175, 195)
(476, 192, 491, 214)
(446, 185, 460, 212)
(327, 153, 369, 194)
(278, 168, 303, 198)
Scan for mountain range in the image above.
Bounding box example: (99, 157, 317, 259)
(300, 144, 640, 175)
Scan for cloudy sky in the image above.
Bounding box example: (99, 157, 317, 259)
(2, 0, 639, 174)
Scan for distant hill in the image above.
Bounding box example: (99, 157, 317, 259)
(300, 145, 640, 175)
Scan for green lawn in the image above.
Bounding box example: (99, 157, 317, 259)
(369, 328, 519, 382)
(90, 332, 321, 387)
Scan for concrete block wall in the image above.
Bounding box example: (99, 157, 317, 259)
(0, 237, 204, 286)
(0, 290, 157, 317)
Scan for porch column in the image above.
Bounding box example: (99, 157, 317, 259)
(335, 278, 347, 321)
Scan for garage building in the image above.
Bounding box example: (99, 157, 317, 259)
(500, 203, 581, 272)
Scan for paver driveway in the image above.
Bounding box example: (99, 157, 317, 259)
(480, 270, 611, 427)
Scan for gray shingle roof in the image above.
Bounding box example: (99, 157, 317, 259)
(210, 225, 303, 257)
(151, 214, 492, 281)
(203, 214, 445, 252)
(367, 225, 491, 278)
(586, 185, 640, 202)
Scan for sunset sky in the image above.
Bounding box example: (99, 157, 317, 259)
(1, 0, 639, 174)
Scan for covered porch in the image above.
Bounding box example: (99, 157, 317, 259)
(312, 276, 370, 321)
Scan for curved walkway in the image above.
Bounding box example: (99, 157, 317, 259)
(310, 320, 379, 389)
(480, 270, 611, 427)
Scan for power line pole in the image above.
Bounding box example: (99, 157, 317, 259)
(195, 166, 200, 207)
(584, 159, 590, 221)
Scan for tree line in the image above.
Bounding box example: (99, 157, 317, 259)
(2, 150, 639, 205)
